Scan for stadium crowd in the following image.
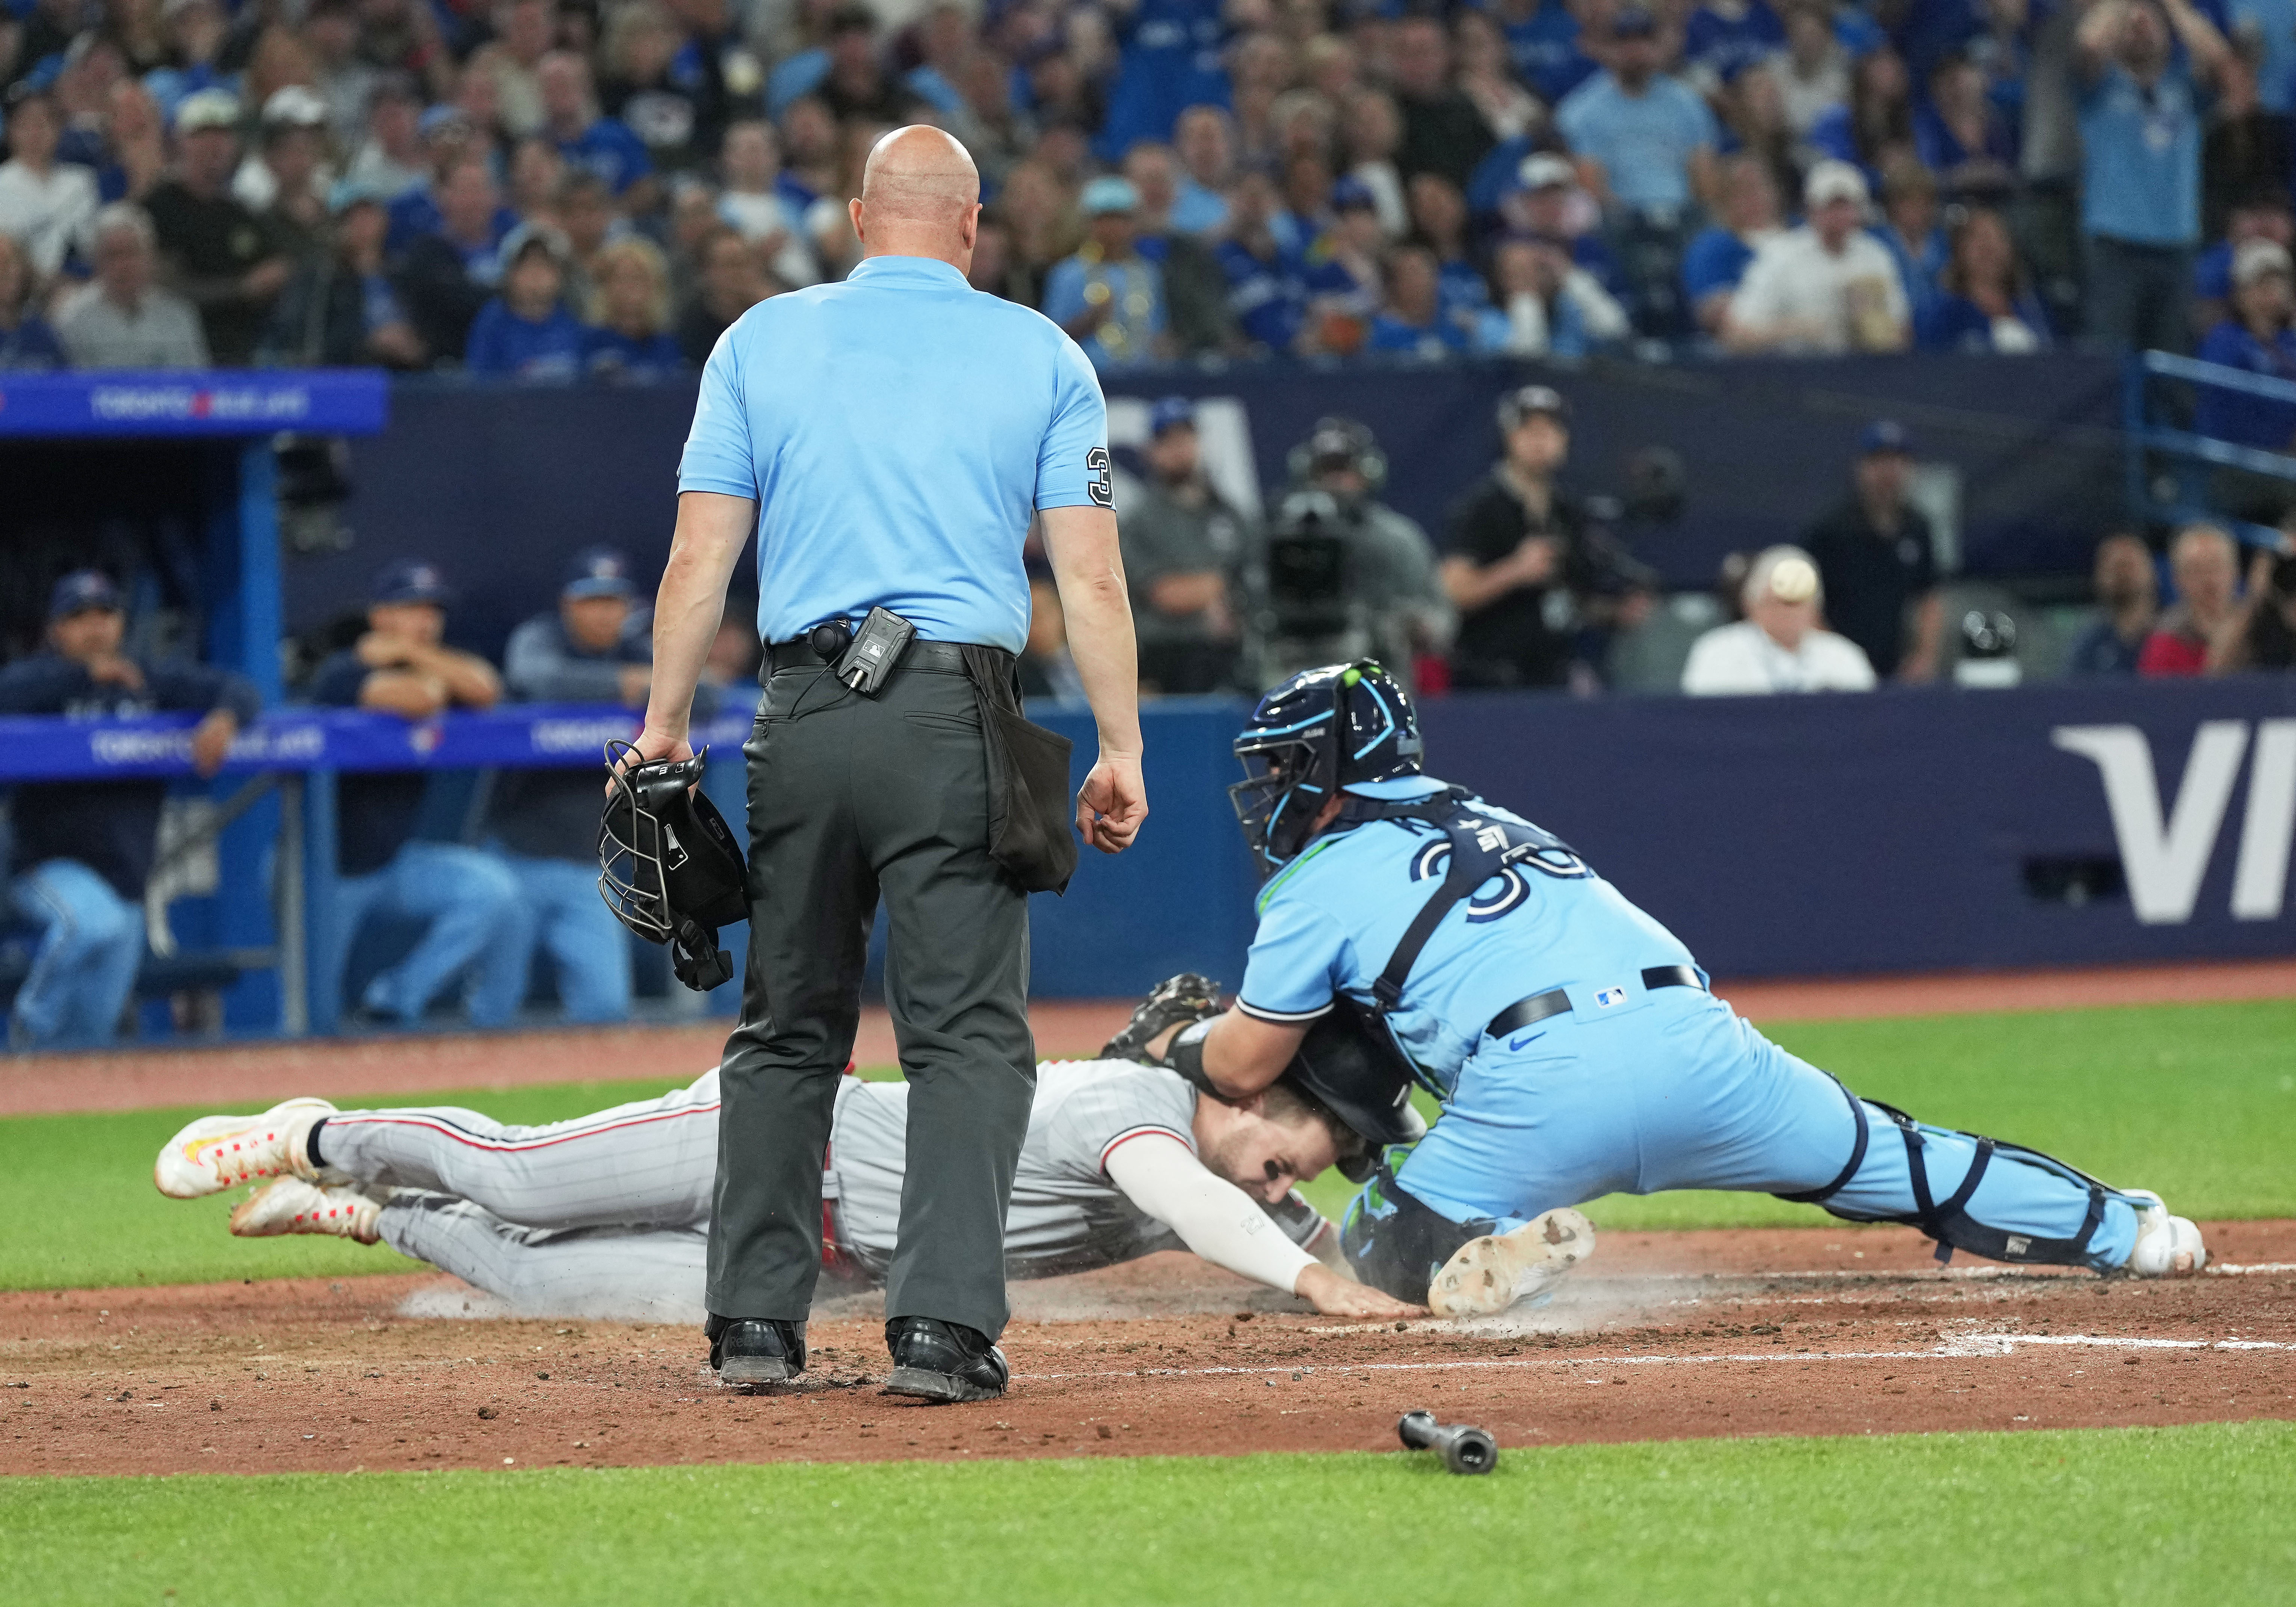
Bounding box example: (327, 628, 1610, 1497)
(4, 0, 2296, 372)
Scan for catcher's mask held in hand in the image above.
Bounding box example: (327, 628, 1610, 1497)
(598, 740, 749, 991)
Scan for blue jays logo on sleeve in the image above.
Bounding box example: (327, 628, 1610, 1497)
(1086, 447, 1112, 507)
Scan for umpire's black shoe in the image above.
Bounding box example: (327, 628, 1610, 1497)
(706, 1314, 806, 1386)
(884, 1317, 1009, 1403)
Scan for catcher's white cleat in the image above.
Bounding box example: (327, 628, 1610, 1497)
(2122, 1190, 2207, 1276)
(1428, 1207, 1596, 1318)
(229, 1178, 385, 1245)
(153, 1098, 335, 1199)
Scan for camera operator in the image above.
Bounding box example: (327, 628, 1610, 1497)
(2212, 548, 2296, 672)
(1440, 385, 1656, 690)
(1250, 417, 1453, 692)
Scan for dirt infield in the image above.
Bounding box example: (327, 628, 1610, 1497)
(6, 1223, 2290, 1478)
(7, 956, 2296, 1119)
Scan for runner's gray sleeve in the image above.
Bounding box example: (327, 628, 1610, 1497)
(1103, 1137, 1317, 1293)
(1039, 1060, 1201, 1180)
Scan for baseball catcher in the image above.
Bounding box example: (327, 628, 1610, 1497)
(1168, 661, 2210, 1317)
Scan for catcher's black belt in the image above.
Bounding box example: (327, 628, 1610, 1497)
(766, 637, 984, 676)
(1485, 965, 1704, 1039)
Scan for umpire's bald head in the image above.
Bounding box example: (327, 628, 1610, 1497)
(852, 125, 981, 268)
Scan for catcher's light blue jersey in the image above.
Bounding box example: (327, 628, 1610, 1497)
(1237, 778, 1700, 1096)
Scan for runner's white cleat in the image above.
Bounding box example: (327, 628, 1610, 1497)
(229, 1178, 384, 1245)
(1427, 1207, 1596, 1317)
(153, 1099, 335, 1199)
(2122, 1189, 2207, 1276)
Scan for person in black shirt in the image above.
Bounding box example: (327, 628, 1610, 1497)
(306, 560, 524, 1029)
(2216, 548, 2296, 672)
(1799, 420, 1946, 681)
(1388, 16, 1497, 191)
(0, 571, 258, 1048)
(1440, 385, 1653, 689)
(143, 89, 296, 366)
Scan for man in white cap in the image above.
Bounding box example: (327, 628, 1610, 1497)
(144, 88, 296, 363)
(1725, 159, 1909, 355)
(1681, 544, 1878, 694)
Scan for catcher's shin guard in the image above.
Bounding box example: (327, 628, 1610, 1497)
(1779, 1080, 2112, 1268)
(1338, 1153, 1495, 1302)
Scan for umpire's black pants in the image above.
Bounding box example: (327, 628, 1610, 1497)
(707, 652, 1035, 1340)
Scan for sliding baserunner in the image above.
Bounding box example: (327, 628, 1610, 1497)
(1163, 662, 2210, 1316)
(151, 1057, 1423, 1335)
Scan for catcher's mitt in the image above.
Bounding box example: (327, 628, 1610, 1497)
(1100, 973, 1225, 1065)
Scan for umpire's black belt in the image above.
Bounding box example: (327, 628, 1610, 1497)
(766, 637, 990, 676)
(1486, 965, 1704, 1039)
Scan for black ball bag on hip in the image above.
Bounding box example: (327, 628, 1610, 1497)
(598, 741, 749, 991)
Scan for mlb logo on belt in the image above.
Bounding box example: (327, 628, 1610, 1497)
(1594, 986, 1627, 1009)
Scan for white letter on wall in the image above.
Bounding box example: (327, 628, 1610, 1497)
(2051, 722, 2251, 924)
(2231, 718, 2296, 921)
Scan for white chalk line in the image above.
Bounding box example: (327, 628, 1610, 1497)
(1017, 1332, 2295, 1384)
(1550, 1261, 2295, 1285)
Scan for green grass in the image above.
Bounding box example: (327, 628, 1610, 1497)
(3, 1423, 2290, 1605)
(5, 1000, 2292, 1292)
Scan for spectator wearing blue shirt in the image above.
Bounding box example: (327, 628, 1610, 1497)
(1807, 45, 1916, 185)
(1171, 106, 1236, 235)
(1366, 245, 1474, 356)
(1299, 177, 1390, 353)
(383, 106, 513, 255)
(307, 561, 524, 1030)
(2195, 239, 2296, 452)
(581, 236, 684, 377)
(1914, 52, 2021, 196)
(0, 572, 258, 1049)
(2075, 0, 2234, 351)
(1919, 204, 2054, 350)
(1094, 0, 1231, 163)
(1554, 8, 1723, 217)
(1490, 0, 1603, 106)
(1212, 168, 1308, 353)
(1685, 0, 1790, 89)
(1681, 153, 1785, 335)
(1041, 176, 1171, 367)
(0, 233, 66, 369)
(141, 0, 237, 123)
(465, 227, 586, 379)
(2065, 533, 2162, 674)
(2227, 0, 2296, 112)
(538, 50, 656, 207)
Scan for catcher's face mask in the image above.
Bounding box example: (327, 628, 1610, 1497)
(598, 740, 750, 991)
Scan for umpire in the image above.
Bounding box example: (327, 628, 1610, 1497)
(632, 126, 1147, 1402)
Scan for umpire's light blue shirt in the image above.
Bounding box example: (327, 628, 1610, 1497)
(678, 253, 1111, 654)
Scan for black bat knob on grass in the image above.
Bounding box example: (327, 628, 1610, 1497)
(1397, 1409, 1498, 1474)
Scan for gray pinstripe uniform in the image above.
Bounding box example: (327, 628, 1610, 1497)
(322, 1062, 1325, 1322)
